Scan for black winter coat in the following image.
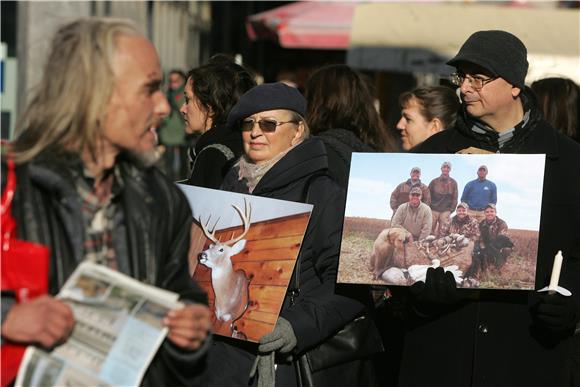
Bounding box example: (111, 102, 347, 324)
(187, 123, 242, 189)
(395, 98, 580, 387)
(1, 152, 209, 387)
(203, 138, 377, 387)
(315, 128, 375, 188)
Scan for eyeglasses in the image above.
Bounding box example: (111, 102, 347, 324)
(240, 118, 299, 133)
(450, 72, 497, 90)
(410, 193, 422, 197)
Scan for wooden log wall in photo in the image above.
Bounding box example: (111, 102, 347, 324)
(191, 212, 310, 342)
(188, 224, 207, 276)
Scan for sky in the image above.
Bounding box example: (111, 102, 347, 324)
(345, 153, 546, 231)
(178, 184, 312, 229)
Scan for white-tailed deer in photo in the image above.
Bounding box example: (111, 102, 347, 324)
(198, 200, 252, 339)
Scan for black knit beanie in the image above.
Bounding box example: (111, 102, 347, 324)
(227, 82, 307, 129)
(447, 30, 528, 89)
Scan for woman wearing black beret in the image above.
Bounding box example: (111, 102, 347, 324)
(202, 82, 380, 387)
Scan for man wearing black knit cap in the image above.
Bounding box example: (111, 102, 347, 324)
(395, 31, 580, 387)
(446, 29, 530, 151)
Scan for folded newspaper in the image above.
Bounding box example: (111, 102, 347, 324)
(15, 262, 183, 387)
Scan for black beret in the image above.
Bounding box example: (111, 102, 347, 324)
(227, 82, 307, 130)
(447, 30, 528, 89)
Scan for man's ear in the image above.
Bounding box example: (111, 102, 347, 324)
(511, 86, 522, 98)
(428, 117, 444, 134)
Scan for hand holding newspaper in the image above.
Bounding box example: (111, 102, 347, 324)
(15, 262, 183, 387)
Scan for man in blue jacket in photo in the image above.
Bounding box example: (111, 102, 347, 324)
(460, 165, 497, 223)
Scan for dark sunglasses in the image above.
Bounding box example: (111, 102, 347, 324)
(410, 193, 422, 197)
(240, 118, 299, 133)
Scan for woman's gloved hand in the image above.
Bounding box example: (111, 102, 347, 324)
(249, 317, 297, 387)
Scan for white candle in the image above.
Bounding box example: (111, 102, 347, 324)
(548, 250, 563, 292)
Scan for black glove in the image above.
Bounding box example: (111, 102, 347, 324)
(531, 293, 577, 336)
(409, 266, 457, 317)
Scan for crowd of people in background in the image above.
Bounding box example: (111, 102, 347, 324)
(157, 61, 579, 188)
(1, 16, 579, 387)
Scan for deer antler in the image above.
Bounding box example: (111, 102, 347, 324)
(198, 214, 220, 244)
(224, 199, 252, 245)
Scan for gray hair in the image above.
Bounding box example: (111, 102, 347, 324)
(290, 111, 310, 141)
(11, 18, 142, 163)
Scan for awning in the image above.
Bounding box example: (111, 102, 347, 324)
(347, 3, 580, 83)
(246, 1, 356, 50)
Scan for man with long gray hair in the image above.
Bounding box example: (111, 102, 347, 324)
(1, 18, 210, 385)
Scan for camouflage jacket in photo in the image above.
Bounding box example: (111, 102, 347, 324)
(479, 216, 509, 245)
(449, 214, 480, 240)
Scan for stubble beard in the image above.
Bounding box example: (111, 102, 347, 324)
(129, 127, 162, 167)
(131, 147, 162, 167)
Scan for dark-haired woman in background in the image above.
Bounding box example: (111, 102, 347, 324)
(531, 77, 579, 143)
(305, 64, 396, 187)
(180, 55, 256, 188)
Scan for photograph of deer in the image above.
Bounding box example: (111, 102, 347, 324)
(178, 185, 313, 342)
(337, 153, 545, 290)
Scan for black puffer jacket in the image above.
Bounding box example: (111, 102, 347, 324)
(203, 138, 376, 387)
(396, 94, 580, 387)
(2, 152, 209, 387)
(315, 128, 375, 188)
(187, 123, 242, 189)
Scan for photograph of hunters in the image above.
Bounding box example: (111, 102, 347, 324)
(338, 153, 545, 290)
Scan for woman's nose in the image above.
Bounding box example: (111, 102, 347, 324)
(250, 123, 263, 137)
(396, 117, 406, 130)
